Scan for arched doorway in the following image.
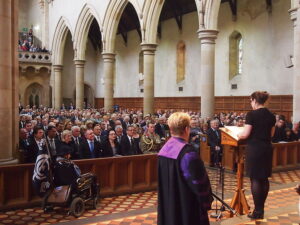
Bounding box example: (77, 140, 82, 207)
(25, 83, 43, 107)
(73, 84, 94, 109)
(84, 84, 94, 108)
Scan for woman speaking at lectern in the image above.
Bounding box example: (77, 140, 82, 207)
(237, 91, 276, 219)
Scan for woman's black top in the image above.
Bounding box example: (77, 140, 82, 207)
(245, 108, 276, 179)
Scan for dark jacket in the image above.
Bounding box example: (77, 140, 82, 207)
(79, 139, 103, 159)
(53, 157, 81, 186)
(70, 136, 83, 159)
(101, 139, 121, 157)
(120, 135, 142, 156)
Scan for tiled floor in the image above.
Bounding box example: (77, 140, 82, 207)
(0, 168, 299, 225)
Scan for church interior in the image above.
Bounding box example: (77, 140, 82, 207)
(0, 0, 300, 224)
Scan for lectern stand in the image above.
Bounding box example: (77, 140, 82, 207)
(220, 128, 250, 216)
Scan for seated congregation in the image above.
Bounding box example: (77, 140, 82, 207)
(18, 105, 300, 164)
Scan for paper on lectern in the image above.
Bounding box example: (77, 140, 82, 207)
(220, 126, 244, 140)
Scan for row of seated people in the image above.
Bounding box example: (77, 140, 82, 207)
(272, 115, 300, 142)
(19, 122, 166, 163)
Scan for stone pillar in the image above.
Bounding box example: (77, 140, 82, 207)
(74, 60, 85, 109)
(290, 6, 300, 123)
(102, 53, 115, 111)
(198, 29, 218, 118)
(141, 44, 157, 115)
(0, 0, 19, 164)
(53, 65, 63, 109)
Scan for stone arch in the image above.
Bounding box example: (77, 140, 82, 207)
(24, 82, 44, 107)
(142, 0, 165, 44)
(200, 0, 221, 30)
(51, 17, 73, 65)
(73, 3, 102, 60)
(102, 0, 142, 53)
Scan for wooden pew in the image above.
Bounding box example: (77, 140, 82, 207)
(0, 154, 157, 211)
(1, 141, 299, 211)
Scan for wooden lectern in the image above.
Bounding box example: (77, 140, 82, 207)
(220, 127, 250, 216)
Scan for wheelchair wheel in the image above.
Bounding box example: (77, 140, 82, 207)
(70, 197, 85, 217)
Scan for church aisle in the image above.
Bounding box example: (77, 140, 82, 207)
(0, 169, 299, 225)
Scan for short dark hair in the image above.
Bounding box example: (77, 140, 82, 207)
(47, 125, 56, 131)
(33, 126, 43, 135)
(278, 115, 286, 121)
(250, 91, 269, 105)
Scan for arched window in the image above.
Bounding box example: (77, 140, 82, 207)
(177, 40, 186, 83)
(139, 51, 144, 86)
(25, 83, 43, 107)
(229, 31, 243, 79)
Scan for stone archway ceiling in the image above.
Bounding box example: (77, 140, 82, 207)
(220, 0, 272, 21)
(117, 2, 141, 45)
(88, 18, 102, 51)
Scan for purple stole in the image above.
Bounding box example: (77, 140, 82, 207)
(158, 137, 187, 159)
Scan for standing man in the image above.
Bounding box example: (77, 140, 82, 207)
(207, 119, 222, 167)
(157, 112, 213, 225)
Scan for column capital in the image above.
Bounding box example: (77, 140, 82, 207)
(197, 29, 219, 44)
(74, 59, 85, 66)
(141, 43, 157, 53)
(102, 52, 116, 61)
(289, 7, 298, 26)
(52, 64, 63, 72)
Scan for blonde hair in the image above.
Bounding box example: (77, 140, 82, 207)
(168, 112, 190, 135)
(61, 130, 72, 142)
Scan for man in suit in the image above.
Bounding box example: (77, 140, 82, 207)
(28, 127, 45, 163)
(79, 129, 103, 159)
(46, 125, 61, 160)
(120, 125, 142, 155)
(123, 115, 131, 131)
(272, 116, 287, 143)
(19, 128, 30, 163)
(19, 115, 26, 128)
(206, 119, 222, 167)
(100, 122, 108, 137)
(155, 117, 167, 139)
(25, 121, 33, 138)
(70, 126, 83, 159)
(41, 118, 48, 131)
(55, 122, 64, 141)
(115, 125, 123, 144)
(93, 124, 105, 143)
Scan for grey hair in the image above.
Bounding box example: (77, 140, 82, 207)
(115, 125, 123, 130)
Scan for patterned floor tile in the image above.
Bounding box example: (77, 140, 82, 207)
(0, 168, 299, 225)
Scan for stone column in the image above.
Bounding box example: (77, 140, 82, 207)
(141, 44, 157, 115)
(0, 0, 19, 164)
(102, 53, 115, 111)
(53, 65, 63, 109)
(198, 29, 218, 118)
(74, 60, 85, 109)
(290, 6, 300, 123)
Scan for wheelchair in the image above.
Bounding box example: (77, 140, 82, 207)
(42, 173, 100, 217)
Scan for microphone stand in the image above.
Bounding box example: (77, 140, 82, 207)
(212, 192, 238, 216)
